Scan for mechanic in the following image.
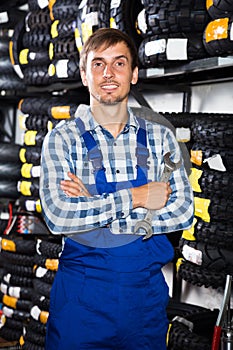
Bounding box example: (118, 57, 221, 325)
(40, 27, 194, 350)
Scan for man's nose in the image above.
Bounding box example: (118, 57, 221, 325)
(103, 64, 114, 78)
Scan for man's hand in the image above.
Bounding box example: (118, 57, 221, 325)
(131, 182, 172, 210)
(60, 172, 91, 197)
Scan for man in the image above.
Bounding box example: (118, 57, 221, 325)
(40, 28, 194, 350)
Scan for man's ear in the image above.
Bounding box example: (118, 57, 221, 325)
(80, 69, 87, 86)
(131, 66, 138, 85)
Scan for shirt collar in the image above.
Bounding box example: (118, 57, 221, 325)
(75, 104, 140, 133)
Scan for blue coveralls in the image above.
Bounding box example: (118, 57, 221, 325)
(45, 117, 174, 350)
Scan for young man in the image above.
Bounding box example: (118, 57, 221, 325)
(40, 28, 194, 350)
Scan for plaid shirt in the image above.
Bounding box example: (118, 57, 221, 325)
(39, 104, 194, 237)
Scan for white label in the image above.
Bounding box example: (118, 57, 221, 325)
(38, 0, 49, 9)
(56, 60, 69, 78)
(79, 0, 88, 9)
(1, 283, 7, 294)
(29, 52, 36, 60)
(176, 127, 191, 142)
(9, 286, 20, 299)
(230, 23, 233, 40)
(30, 305, 41, 320)
(203, 154, 226, 171)
(0, 213, 9, 220)
(182, 244, 202, 265)
(85, 12, 98, 26)
(137, 9, 147, 34)
(35, 266, 47, 278)
(145, 39, 166, 57)
(3, 274, 11, 284)
(31, 165, 41, 177)
(36, 239, 42, 255)
(25, 200, 36, 211)
(111, 0, 121, 9)
(2, 306, 13, 318)
(0, 12, 9, 24)
(166, 38, 188, 60)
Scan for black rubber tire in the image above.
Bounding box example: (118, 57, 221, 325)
(24, 115, 51, 131)
(110, 0, 143, 47)
(2, 273, 33, 288)
(0, 251, 34, 267)
(193, 218, 233, 249)
(0, 73, 26, 91)
(1, 282, 34, 300)
(25, 8, 52, 30)
(180, 238, 233, 273)
(0, 325, 22, 342)
(191, 142, 233, 172)
(0, 180, 19, 200)
(0, 142, 23, 163)
(50, 37, 79, 60)
(168, 308, 218, 350)
(31, 293, 50, 311)
(34, 267, 56, 285)
(178, 259, 226, 289)
(22, 29, 51, 50)
(33, 279, 52, 299)
(144, 0, 210, 35)
(207, 0, 233, 19)
(23, 327, 45, 347)
(48, 58, 81, 83)
(27, 317, 46, 335)
(203, 17, 233, 56)
(138, 33, 208, 68)
(22, 65, 52, 86)
(50, 0, 79, 20)
(19, 146, 42, 165)
(36, 239, 62, 258)
(0, 162, 21, 181)
(191, 114, 233, 147)
(191, 166, 233, 199)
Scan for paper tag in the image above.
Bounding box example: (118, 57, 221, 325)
(9, 286, 20, 299)
(230, 22, 233, 40)
(182, 244, 202, 265)
(25, 200, 36, 211)
(145, 39, 166, 57)
(0, 12, 9, 24)
(35, 266, 47, 278)
(203, 154, 226, 171)
(30, 305, 40, 320)
(176, 127, 191, 142)
(111, 0, 121, 9)
(166, 38, 188, 60)
(137, 9, 147, 34)
(38, 0, 49, 8)
(56, 60, 69, 78)
(85, 12, 98, 26)
(31, 165, 41, 177)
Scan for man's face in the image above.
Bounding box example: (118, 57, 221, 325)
(81, 42, 138, 105)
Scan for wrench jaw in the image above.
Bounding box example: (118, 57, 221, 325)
(134, 220, 153, 240)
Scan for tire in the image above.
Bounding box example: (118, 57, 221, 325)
(110, 0, 143, 47)
(168, 308, 218, 350)
(178, 259, 226, 289)
(0, 142, 21, 163)
(207, 0, 233, 19)
(180, 238, 233, 273)
(190, 166, 233, 199)
(203, 17, 233, 56)
(138, 33, 208, 68)
(25, 8, 52, 30)
(191, 114, 233, 147)
(144, 0, 210, 35)
(50, 0, 79, 20)
(192, 218, 233, 249)
(191, 142, 233, 172)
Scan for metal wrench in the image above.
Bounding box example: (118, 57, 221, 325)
(134, 151, 182, 240)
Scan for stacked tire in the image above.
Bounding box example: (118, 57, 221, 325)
(19, 237, 62, 350)
(178, 114, 233, 290)
(137, 0, 211, 68)
(203, 0, 233, 56)
(0, 236, 36, 345)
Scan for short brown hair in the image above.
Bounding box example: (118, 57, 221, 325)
(79, 28, 138, 72)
